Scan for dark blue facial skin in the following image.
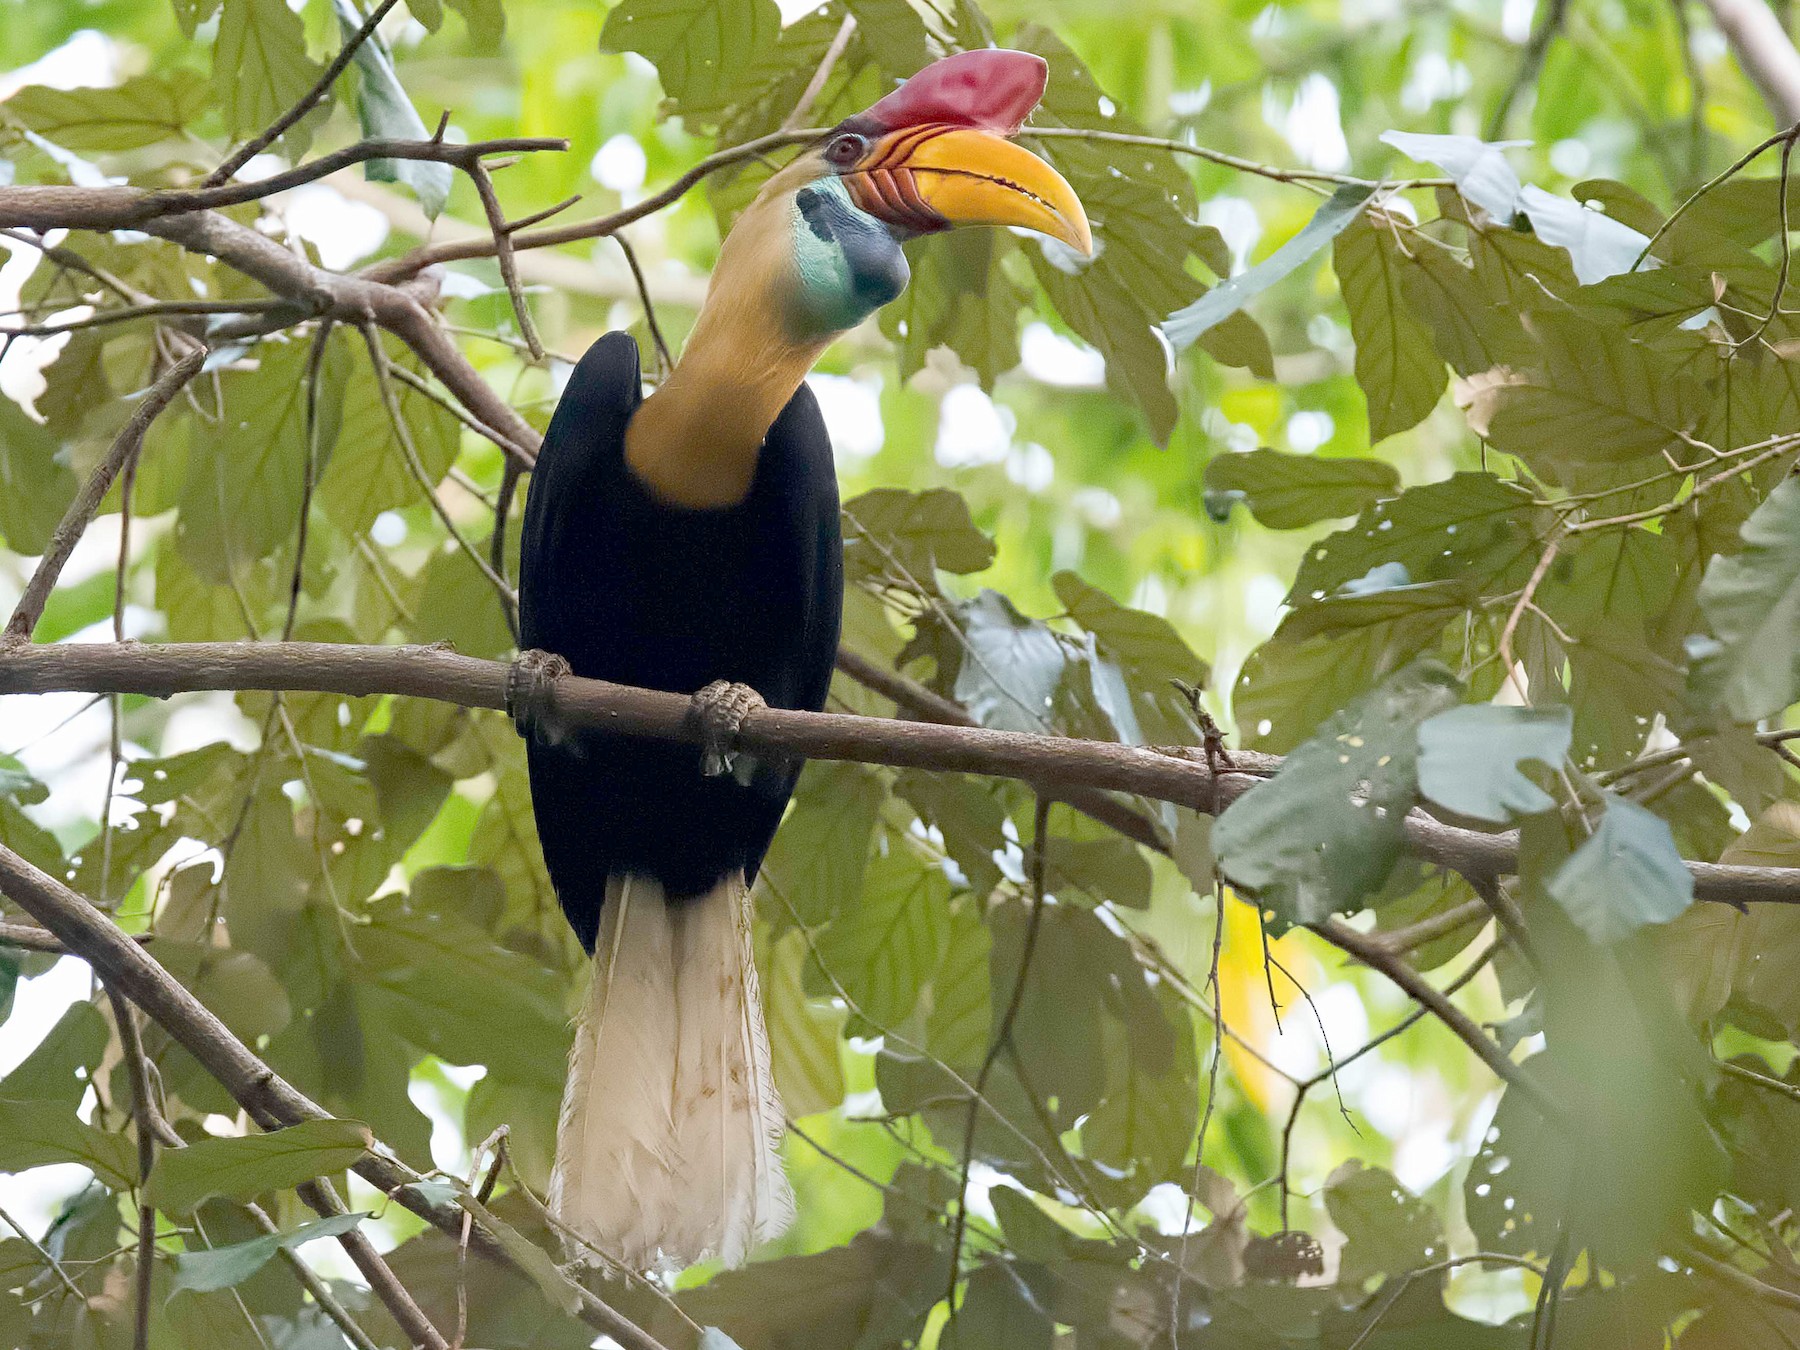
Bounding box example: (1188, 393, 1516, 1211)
(789, 178, 912, 337)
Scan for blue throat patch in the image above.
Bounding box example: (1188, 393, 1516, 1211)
(789, 177, 910, 337)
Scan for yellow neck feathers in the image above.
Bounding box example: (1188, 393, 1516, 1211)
(624, 166, 831, 510)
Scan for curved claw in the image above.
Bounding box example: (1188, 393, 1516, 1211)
(508, 648, 572, 743)
(689, 680, 766, 778)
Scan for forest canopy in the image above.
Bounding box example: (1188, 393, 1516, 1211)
(3, 0, 1800, 1346)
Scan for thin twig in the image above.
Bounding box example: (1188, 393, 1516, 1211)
(4, 347, 207, 644)
(206, 0, 407, 187)
(104, 984, 159, 1350)
(358, 324, 519, 629)
(614, 231, 673, 376)
(468, 160, 544, 360)
(945, 794, 1053, 1321)
(781, 13, 858, 132)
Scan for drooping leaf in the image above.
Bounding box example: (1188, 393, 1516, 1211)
(882, 231, 1026, 389)
(1334, 214, 1449, 440)
(600, 0, 783, 113)
(842, 487, 996, 588)
(320, 331, 461, 535)
(925, 896, 992, 1072)
(1545, 794, 1694, 945)
(1460, 313, 1707, 467)
(0, 1098, 138, 1190)
(1695, 476, 1800, 722)
(0, 392, 79, 556)
(1416, 704, 1571, 823)
(333, 0, 452, 219)
(953, 590, 1065, 733)
(1204, 449, 1399, 530)
(0, 1001, 107, 1107)
(212, 0, 325, 141)
(146, 1118, 373, 1214)
(1325, 1161, 1447, 1284)
(1165, 185, 1374, 350)
(1216, 661, 1462, 926)
(2, 71, 210, 151)
(809, 847, 950, 1027)
(758, 760, 884, 928)
(762, 929, 845, 1119)
(170, 1212, 368, 1293)
(941, 1262, 1055, 1350)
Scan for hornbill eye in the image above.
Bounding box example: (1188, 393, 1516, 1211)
(825, 133, 865, 168)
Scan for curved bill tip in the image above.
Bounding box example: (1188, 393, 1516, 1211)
(862, 126, 1093, 256)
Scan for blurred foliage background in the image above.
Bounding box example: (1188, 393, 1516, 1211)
(2, 0, 1800, 1344)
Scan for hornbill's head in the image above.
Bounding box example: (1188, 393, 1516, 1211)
(734, 49, 1092, 339)
(626, 51, 1090, 507)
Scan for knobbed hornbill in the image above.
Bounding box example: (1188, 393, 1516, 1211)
(515, 49, 1090, 1273)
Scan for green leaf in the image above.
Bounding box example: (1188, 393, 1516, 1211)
(1334, 214, 1449, 441)
(810, 849, 950, 1027)
(170, 1212, 367, 1293)
(320, 332, 460, 535)
(212, 0, 325, 140)
(333, 0, 452, 219)
(177, 339, 342, 582)
(146, 1118, 373, 1214)
(1460, 313, 1706, 466)
(1399, 245, 1511, 377)
(1416, 704, 1571, 823)
(0, 392, 79, 556)
(1031, 255, 1180, 444)
(881, 232, 1025, 390)
(942, 1263, 1054, 1350)
(954, 590, 1064, 733)
(763, 930, 844, 1119)
(2, 71, 209, 151)
(1216, 662, 1462, 926)
(0, 754, 47, 806)
(1054, 569, 1210, 689)
(1203, 449, 1399, 530)
(925, 897, 992, 1072)
(1695, 476, 1800, 721)
(1324, 1161, 1446, 1284)
(0, 1002, 107, 1108)
(600, 0, 782, 111)
(759, 761, 884, 927)
(842, 487, 996, 588)
(1285, 472, 1545, 606)
(1544, 793, 1694, 944)
(0, 1098, 138, 1190)
(1165, 185, 1374, 350)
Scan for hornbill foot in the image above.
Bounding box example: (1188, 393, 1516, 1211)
(507, 649, 572, 744)
(689, 680, 766, 778)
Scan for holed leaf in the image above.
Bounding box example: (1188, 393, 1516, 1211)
(1216, 661, 1462, 926)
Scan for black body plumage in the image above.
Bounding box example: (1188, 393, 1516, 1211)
(518, 333, 843, 952)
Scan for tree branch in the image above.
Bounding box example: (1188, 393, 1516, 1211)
(0, 839, 671, 1350)
(205, 0, 407, 188)
(2, 638, 1798, 910)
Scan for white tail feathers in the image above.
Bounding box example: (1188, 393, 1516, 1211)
(549, 872, 795, 1273)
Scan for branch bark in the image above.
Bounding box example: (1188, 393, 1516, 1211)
(3, 637, 1799, 909)
(0, 841, 670, 1350)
